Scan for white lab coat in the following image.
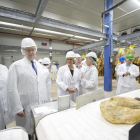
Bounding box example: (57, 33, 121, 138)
(0, 64, 14, 130)
(56, 64, 81, 102)
(116, 63, 139, 94)
(7, 57, 50, 134)
(81, 59, 87, 67)
(51, 65, 57, 80)
(115, 63, 121, 83)
(42, 65, 51, 100)
(0, 64, 8, 130)
(79, 65, 98, 95)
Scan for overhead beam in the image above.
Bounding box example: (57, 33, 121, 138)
(117, 31, 140, 41)
(34, 0, 49, 23)
(0, 6, 106, 39)
(72, 40, 108, 52)
(0, 45, 67, 52)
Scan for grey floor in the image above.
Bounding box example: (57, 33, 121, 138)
(7, 76, 140, 128)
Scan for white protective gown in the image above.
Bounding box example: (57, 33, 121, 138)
(51, 65, 57, 80)
(42, 65, 51, 100)
(79, 65, 98, 95)
(115, 63, 121, 82)
(81, 59, 87, 67)
(7, 57, 51, 134)
(116, 63, 139, 94)
(56, 64, 80, 102)
(0, 64, 9, 130)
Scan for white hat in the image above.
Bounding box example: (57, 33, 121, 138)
(86, 52, 97, 59)
(21, 38, 37, 55)
(75, 53, 81, 58)
(42, 57, 50, 64)
(66, 51, 75, 58)
(53, 62, 55, 63)
(38, 59, 42, 63)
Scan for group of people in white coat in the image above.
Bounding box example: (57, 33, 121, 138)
(0, 37, 98, 136)
(1, 37, 139, 138)
(56, 51, 98, 101)
(115, 54, 139, 94)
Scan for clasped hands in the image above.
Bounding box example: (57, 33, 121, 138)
(123, 71, 130, 76)
(66, 87, 77, 93)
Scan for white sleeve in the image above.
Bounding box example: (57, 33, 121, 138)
(7, 64, 23, 115)
(81, 69, 98, 89)
(56, 67, 68, 91)
(75, 72, 81, 93)
(130, 66, 139, 77)
(45, 72, 52, 101)
(117, 65, 125, 77)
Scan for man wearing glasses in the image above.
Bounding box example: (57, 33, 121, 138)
(7, 38, 51, 136)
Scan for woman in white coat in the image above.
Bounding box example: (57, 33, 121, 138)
(7, 38, 50, 134)
(56, 51, 80, 102)
(80, 52, 98, 95)
(51, 62, 57, 80)
(42, 57, 51, 100)
(116, 54, 139, 94)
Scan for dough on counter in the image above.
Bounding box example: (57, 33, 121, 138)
(100, 96, 140, 124)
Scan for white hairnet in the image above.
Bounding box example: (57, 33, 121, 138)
(88, 57, 97, 66)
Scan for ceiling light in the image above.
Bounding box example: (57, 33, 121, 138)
(35, 28, 73, 37)
(74, 36, 99, 41)
(133, 0, 140, 6)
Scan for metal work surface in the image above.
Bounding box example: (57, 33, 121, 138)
(36, 89, 140, 140)
(31, 100, 76, 127)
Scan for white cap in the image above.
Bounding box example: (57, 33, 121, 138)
(53, 62, 55, 63)
(21, 38, 37, 55)
(66, 51, 75, 58)
(75, 53, 81, 58)
(42, 57, 50, 64)
(38, 59, 42, 63)
(86, 52, 97, 59)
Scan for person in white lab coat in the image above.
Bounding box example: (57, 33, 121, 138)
(38, 59, 43, 65)
(51, 62, 57, 80)
(0, 64, 14, 130)
(42, 57, 51, 99)
(116, 54, 139, 94)
(115, 56, 125, 82)
(7, 38, 51, 134)
(79, 52, 98, 95)
(56, 51, 81, 102)
(74, 53, 82, 68)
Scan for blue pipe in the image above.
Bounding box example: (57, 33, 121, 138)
(104, 0, 113, 92)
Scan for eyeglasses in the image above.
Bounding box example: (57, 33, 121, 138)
(24, 48, 36, 52)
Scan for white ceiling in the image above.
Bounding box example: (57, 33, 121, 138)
(0, 0, 140, 43)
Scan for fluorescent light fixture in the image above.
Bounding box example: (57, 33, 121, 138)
(74, 35, 99, 41)
(49, 47, 52, 49)
(35, 28, 73, 37)
(133, 0, 140, 6)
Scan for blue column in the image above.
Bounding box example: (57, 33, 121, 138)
(104, 0, 113, 92)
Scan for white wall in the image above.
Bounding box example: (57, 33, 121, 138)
(0, 34, 81, 67)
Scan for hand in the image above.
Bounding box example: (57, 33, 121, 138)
(66, 87, 77, 93)
(81, 75, 84, 79)
(78, 64, 82, 69)
(17, 111, 25, 117)
(70, 87, 77, 93)
(126, 72, 130, 75)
